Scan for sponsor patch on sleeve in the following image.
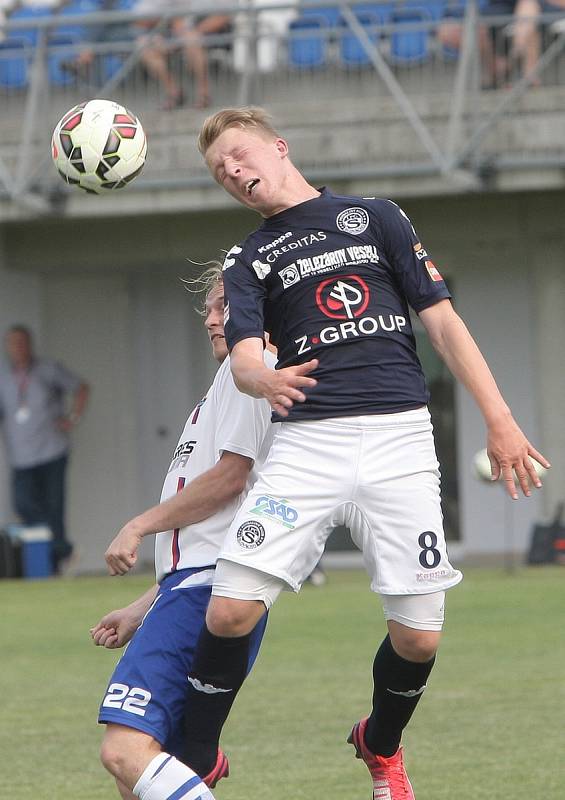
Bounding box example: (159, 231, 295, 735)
(413, 242, 428, 260)
(425, 260, 443, 282)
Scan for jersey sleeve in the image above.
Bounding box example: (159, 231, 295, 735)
(374, 200, 451, 312)
(222, 244, 267, 350)
(213, 357, 273, 464)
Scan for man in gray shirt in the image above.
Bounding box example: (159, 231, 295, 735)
(0, 325, 89, 573)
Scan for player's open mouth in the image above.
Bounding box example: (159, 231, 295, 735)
(245, 178, 260, 196)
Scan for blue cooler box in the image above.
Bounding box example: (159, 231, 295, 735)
(19, 525, 53, 579)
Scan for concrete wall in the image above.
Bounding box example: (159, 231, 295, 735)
(402, 191, 561, 559)
(0, 230, 43, 533)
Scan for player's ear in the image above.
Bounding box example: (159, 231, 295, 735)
(275, 138, 289, 158)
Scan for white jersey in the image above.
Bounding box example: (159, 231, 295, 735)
(154, 351, 277, 582)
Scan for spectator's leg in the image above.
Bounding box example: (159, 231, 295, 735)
(137, 25, 184, 109)
(479, 22, 509, 87)
(12, 465, 45, 526)
(512, 0, 542, 83)
(41, 454, 72, 570)
(181, 15, 230, 108)
(436, 20, 463, 53)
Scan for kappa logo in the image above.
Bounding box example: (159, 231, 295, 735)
(222, 244, 242, 270)
(386, 684, 427, 698)
(187, 677, 232, 694)
(237, 520, 266, 549)
(250, 495, 298, 529)
(280, 264, 301, 288)
(252, 259, 271, 280)
(258, 231, 293, 253)
(336, 207, 369, 235)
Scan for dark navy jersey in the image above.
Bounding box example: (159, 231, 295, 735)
(222, 187, 451, 421)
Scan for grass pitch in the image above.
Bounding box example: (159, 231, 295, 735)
(1, 567, 564, 799)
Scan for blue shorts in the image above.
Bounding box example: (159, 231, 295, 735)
(98, 566, 267, 759)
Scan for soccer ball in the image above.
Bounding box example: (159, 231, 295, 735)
(472, 448, 547, 483)
(51, 98, 147, 194)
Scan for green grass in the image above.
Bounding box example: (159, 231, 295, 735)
(2, 567, 564, 799)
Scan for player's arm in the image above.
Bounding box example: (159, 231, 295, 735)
(90, 584, 159, 649)
(230, 337, 318, 418)
(419, 298, 550, 498)
(105, 450, 253, 575)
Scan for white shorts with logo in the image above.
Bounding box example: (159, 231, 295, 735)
(217, 407, 462, 596)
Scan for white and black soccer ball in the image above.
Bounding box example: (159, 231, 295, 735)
(51, 98, 147, 194)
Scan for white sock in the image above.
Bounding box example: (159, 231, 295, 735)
(133, 753, 214, 800)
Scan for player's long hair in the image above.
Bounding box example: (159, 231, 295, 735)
(182, 261, 223, 316)
(198, 107, 281, 155)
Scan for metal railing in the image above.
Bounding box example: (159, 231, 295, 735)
(1, 0, 565, 213)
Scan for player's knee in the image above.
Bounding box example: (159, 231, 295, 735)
(390, 626, 441, 663)
(100, 725, 158, 782)
(206, 596, 264, 637)
(100, 732, 129, 779)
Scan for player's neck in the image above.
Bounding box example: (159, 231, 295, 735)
(263, 178, 320, 218)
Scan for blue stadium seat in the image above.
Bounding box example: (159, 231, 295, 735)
(47, 33, 81, 86)
(0, 6, 52, 89)
(389, 6, 432, 64)
(0, 39, 30, 89)
(416, 0, 446, 21)
(288, 16, 329, 68)
(53, 0, 99, 40)
(351, 2, 394, 24)
(339, 9, 381, 66)
(301, 5, 341, 27)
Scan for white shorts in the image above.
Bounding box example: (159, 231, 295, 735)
(218, 407, 463, 596)
(212, 560, 447, 630)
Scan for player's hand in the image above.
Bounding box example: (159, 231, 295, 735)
(486, 417, 550, 499)
(260, 359, 319, 417)
(90, 607, 140, 649)
(105, 524, 143, 575)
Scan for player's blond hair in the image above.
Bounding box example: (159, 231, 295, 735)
(182, 262, 223, 316)
(197, 107, 281, 155)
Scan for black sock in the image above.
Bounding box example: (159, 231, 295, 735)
(365, 634, 436, 758)
(181, 624, 251, 777)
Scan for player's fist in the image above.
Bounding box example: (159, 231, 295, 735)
(105, 524, 143, 575)
(90, 607, 140, 648)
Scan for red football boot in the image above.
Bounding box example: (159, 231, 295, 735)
(202, 749, 230, 789)
(348, 718, 415, 800)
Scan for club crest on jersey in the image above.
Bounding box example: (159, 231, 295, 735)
(336, 207, 369, 235)
(316, 275, 370, 320)
(249, 495, 299, 529)
(236, 520, 266, 549)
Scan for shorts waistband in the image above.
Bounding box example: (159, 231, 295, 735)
(290, 406, 430, 430)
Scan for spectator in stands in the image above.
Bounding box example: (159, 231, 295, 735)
(0, 325, 89, 573)
(60, 0, 135, 79)
(437, 0, 541, 88)
(133, 0, 232, 109)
